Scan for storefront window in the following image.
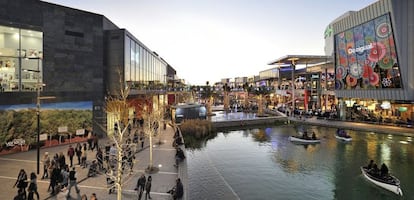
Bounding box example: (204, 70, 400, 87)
(125, 37, 131, 82)
(0, 25, 42, 92)
(334, 13, 402, 90)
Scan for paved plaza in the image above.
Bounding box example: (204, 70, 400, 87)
(0, 123, 186, 200)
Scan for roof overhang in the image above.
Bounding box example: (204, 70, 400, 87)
(268, 55, 331, 66)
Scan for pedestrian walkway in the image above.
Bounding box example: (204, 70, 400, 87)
(287, 114, 414, 136)
(0, 122, 188, 200)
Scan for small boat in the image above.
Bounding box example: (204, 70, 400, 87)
(360, 166, 403, 196)
(289, 136, 320, 144)
(335, 135, 352, 142)
(336, 129, 352, 142)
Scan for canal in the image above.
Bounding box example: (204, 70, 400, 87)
(187, 124, 414, 200)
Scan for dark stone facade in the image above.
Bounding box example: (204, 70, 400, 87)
(0, 0, 119, 135)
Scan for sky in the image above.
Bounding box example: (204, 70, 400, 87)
(44, 0, 377, 85)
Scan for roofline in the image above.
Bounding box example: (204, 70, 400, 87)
(267, 55, 331, 65)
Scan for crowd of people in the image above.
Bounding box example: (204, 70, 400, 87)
(12, 120, 185, 200)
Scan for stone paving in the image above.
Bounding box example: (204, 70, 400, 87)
(0, 123, 187, 200)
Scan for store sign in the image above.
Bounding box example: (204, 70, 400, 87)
(5, 138, 25, 147)
(76, 129, 85, 136)
(381, 101, 391, 109)
(58, 126, 68, 133)
(347, 43, 373, 55)
(399, 107, 407, 112)
(40, 134, 48, 141)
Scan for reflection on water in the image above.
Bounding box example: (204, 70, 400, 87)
(187, 125, 414, 200)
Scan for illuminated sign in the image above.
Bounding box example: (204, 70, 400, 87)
(347, 43, 373, 54)
(334, 13, 402, 90)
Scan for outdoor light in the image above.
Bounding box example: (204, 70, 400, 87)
(25, 57, 55, 175)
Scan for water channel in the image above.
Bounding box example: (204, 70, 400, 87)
(187, 124, 414, 200)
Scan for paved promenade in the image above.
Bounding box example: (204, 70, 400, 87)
(0, 123, 187, 200)
(287, 115, 414, 136)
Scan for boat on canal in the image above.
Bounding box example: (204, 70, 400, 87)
(360, 166, 403, 196)
(289, 136, 321, 144)
(335, 129, 352, 142)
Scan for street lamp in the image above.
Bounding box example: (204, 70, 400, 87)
(288, 58, 299, 117)
(25, 57, 54, 175)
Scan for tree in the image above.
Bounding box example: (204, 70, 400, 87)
(253, 86, 272, 116)
(222, 83, 231, 112)
(104, 72, 136, 200)
(243, 82, 253, 111)
(141, 102, 163, 173)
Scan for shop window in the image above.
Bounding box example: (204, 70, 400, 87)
(0, 25, 42, 92)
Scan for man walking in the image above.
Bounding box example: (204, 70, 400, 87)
(135, 173, 146, 200)
(66, 167, 80, 198)
(67, 145, 75, 167)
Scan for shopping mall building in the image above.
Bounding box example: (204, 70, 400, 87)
(326, 0, 414, 124)
(0, 0, 177, 136)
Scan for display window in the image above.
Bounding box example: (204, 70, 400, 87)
(334, 13, 402, 90)
(0, 25, 43, 92)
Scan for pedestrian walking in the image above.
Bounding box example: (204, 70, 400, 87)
(49, 164, 61, 195)
(76, 143, 82, 165)
(66, 167, 80, 198)
(81, 148, 87, 168)
(42, 152, 51, 179)
(27, 172, 40, 200)
(135, 173, 146, 200)
(140, 133, 145, 149)
(67, 145, 75, 167)
(13, 169, 28, 199)
(92, 135, 99, 151)
(145, 176, 152, 199)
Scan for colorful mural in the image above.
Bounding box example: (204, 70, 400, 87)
(335, 14, 402, 90)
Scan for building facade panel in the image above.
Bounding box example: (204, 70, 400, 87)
(333, 0, 413, 101)
(0, 0, 175, 136)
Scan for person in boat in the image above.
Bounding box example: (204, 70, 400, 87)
(369, 163, 380, 176)
(311, 132, 316, 140)
(302, 131, 309, 139)
(367, 160, 374, 169)
(380, 163, 389, 177)
(337, 129, 343, 137)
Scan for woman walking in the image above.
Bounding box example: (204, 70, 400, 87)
(145, 176, 152, 199)
(28, 172, 40, 200)
(13, 169, 28, 199)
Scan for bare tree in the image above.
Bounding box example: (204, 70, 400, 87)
(104, 72, 136, 200)
(141, 103, 164, 173)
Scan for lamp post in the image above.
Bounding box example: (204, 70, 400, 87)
(25, 57, 55, 175)
(288, 58, 298, 117)
(25, 57, 41, 174)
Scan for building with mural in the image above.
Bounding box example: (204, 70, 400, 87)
(0, 0, 178, 143)
(330, 0, 413, 125)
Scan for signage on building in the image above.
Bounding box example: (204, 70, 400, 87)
(58, 126, 68, 133)
(5, 138, 25, 147)
(40, 134, 48, 141)
(76, 129, 85, 136)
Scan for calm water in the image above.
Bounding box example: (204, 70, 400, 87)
(187, 124, 414, 200)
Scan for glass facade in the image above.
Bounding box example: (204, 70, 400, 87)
(334, 13, 402, 90)
(0, 25, 43, 92)
(124, 35, 167, 89)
